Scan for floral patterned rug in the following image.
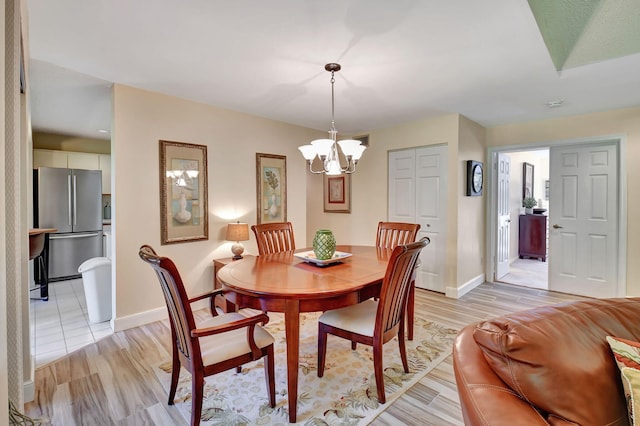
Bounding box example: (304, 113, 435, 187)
(154, 311, 458, 425)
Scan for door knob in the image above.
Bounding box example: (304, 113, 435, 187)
(553, 224, 563, 229)
(426, 224, 430, 227)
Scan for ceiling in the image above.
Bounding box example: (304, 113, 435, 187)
(26, 0, 640, 141)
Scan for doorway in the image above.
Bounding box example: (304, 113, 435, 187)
(487, 137, 626, 298)
(497, 149, 549, 290)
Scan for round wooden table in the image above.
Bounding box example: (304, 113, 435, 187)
(217, 245, 392, 423)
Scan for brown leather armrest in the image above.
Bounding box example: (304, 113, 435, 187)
(453, 325, 548, 425)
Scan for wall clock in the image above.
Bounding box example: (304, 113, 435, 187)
(466, 160, 483, 196)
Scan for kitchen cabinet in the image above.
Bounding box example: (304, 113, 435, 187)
(33, 149, 111, 194)
(67, 152, 100, 170)
(33, 149, 67, 168)
(518, 214, 547, 262)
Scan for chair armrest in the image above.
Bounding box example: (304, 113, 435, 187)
(191, 312, 270, 359)
(188, 288, 224, 304)
(188, 288, 225, 316)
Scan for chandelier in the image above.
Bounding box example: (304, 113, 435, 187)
(298, 63, 366, 175)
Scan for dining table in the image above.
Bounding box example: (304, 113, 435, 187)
(216, 244, 393, 423)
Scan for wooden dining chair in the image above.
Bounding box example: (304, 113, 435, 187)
(376, 221, 421, 340)
(251, 222, 296, 254)
(317, 237, 430, 404)
(138, 245, 275, 426)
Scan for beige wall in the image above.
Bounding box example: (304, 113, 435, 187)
(112, 84, 322, 325)
(108, 87, 640, 327)
(487, 106, 640, 295)
(305, 113, 485, 292)
(306, 114, 459, 245)
(457, 116, 486, 287)
(32, 131, 110, 153)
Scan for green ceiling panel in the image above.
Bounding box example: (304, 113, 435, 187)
(528, 0, 640, 71)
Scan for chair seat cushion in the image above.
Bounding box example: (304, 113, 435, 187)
(319, 299, 378, 337)
(198, 312, 274, 365)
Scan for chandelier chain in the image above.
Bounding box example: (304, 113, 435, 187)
(330, 70, 336, 133)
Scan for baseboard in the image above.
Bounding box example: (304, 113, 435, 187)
(445, 273, 485, 299)
(113, 306, 167, 332)
(112, 299, 209, 332)
(23, 356, 35, 402)
(23, 379, 34, 403)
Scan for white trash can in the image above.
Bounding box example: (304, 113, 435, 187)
(78, 257, 112, 323)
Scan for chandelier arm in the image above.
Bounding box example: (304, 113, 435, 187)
(307, 161, 327, 174)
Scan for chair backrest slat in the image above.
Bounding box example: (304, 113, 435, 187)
(139, 245, 200, 364)
(252, 222, 296, 255)
(375, 237, 429, 339)
(375, 222, 421, 249)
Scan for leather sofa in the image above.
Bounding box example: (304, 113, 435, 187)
(453, 297, 640, 425)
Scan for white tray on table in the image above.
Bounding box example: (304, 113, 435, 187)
(294, 250, 352, 266)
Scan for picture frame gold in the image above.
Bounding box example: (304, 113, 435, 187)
(323, 173, 351, 213)
(159, 140, 208, 245)
(256, 153, 287, 224)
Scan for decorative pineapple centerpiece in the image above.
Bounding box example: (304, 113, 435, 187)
(312, 230, 336, 260)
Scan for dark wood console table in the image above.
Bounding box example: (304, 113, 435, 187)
(518, 214, 547, 262)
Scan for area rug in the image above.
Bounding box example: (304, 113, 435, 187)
(154, 312, 458, 425)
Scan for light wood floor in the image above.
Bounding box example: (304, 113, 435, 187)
(24, 282, 587, 425)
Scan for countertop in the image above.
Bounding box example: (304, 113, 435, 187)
(29, 228, 57, 236)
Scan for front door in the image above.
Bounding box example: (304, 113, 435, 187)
(548, 142, 619, 297)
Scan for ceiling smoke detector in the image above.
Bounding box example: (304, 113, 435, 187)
(545, 100, 564, 108)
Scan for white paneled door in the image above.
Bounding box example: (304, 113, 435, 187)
(388, 149, 416, 223)
(389, 145, 448, 292)
(495, 153, 511, 280)
(548, 142, 619, 297)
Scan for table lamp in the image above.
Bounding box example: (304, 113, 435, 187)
(226, 221, 250, 260)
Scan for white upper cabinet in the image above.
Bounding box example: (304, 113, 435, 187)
(33, 149, 112, 194)
(67, 152, 100, 170)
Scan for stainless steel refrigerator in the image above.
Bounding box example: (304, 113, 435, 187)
(33, 167, 103, 281)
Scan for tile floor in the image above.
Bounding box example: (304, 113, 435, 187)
(499, 258, 548, 289)
(30, 278, 113, 368)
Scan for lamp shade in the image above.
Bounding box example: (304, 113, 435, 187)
(226, 222, 249, 242)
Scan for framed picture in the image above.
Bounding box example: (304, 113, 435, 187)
(159, 140, 208, 245)
(323, 173, 351, 213)
(522, 162, 534, 199)
(353, 134, 370, 147)
(256, 153, 287, 224)
(544, 179, 550, 200)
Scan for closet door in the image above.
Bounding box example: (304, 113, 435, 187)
(388, 149, 415, 222)
(388, 145, 447, 292)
